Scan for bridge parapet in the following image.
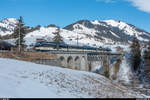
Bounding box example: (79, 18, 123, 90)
(87, 52, 122, 61)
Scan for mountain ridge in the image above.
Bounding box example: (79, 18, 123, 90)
(0, 18, 150, 48)
(64, 19, 150, 42)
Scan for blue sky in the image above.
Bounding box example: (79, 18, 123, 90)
(0, 0, 150, 32)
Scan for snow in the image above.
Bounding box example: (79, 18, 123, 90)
(24, 26, 86, 47)
(0, 58, 143, 98)
(1, 18, 149, 53)
(104, 20, 149, 41)
(23, 20, 130, 50)
(91, 61, 103, 72)
(104, 20, 128, 29)
(1, 18, 18, 24)
(104, 20, 133, 34)
(24, 27, 57, 46)
(0, 58, 91, 98)
(117, 55, 133, 83)
(0, 18, 18, 36)
(110, 31, 120, 38)
(91, 20, 101, 25)
(2, 21, 129, 53)
(25, 24, 105, 48)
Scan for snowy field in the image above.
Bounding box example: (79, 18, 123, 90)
(0, 58, 143, 98)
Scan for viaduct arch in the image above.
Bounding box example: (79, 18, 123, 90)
(57, 54, 88, 71)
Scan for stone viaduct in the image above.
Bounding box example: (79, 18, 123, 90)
(32, 51, 122, 73)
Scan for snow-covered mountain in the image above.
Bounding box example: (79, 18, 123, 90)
(0, 18, 18, 36)
(64, 20, 150, 43)
(0, 18, 150, 49)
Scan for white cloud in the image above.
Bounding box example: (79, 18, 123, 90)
(126, 0, 150, 13)
(96, 0, 150, 13)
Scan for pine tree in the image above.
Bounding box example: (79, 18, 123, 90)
(35, 25, 41, 30)
(130, 37, 141, 71)
(13, 16, 26, 52)
(0, 35, 2, 40)
(144, 41, 150, 59)
(52, 27, 63, 50)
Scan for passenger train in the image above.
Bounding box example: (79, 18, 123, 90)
(34, 41, 111, 52)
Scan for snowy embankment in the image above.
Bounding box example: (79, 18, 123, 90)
(0, 58, 143, 98)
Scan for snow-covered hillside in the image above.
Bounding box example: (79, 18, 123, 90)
(24, 25, 130, 53)
(0, 18, 18, 36)
(24, 26, 106, 47)
(24, 26, 81, 47)
(0, 58, 143, 98)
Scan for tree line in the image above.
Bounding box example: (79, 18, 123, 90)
(130, 37, 150, 72)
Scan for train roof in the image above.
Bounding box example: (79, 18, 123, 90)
(0, 40, 14, 47)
